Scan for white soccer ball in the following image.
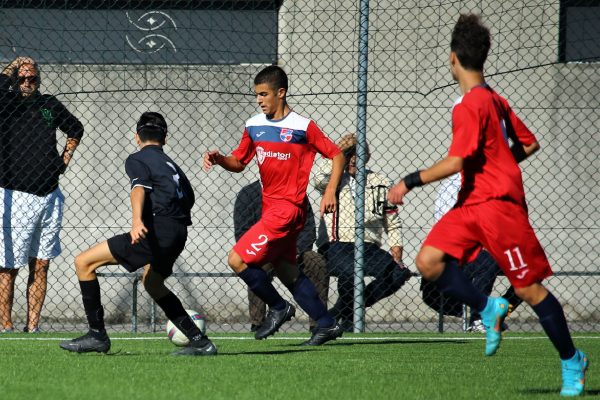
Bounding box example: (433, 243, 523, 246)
(166, 309, 206, 347)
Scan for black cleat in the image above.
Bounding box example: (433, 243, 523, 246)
(301, 323, 343, 346)
(59, 330, 111, 354)
(254, 302, 296, 340)
(172, 336, 218, 356)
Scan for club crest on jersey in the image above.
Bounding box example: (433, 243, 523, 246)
(280, 128, 294, 142)
(256, 147, 266, 164)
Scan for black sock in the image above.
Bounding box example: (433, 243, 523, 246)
(79, 279, 105, 333)
(291, 274, 334, 328)
(155, 291, 204, 341)
(503, 286, 524, 311)
(238, 267, 286, 311)
(434, 262, 488, 311)
(532, 292, 576, 360)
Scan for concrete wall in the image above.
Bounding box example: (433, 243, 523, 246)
(6, 1, 599, 329)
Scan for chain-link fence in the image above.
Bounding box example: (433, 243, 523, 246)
(0, 0, 598, 335)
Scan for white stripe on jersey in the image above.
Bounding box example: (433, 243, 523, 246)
(245, 111, 311, 131)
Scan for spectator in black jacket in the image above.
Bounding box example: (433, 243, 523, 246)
(0, 57, 84, 333)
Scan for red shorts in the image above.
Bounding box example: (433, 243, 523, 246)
(233, 200, 306, 266)
(424, 199, 552, 288)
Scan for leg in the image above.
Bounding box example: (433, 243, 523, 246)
(363, 244, 411, 308)
(299, 251, 329, 330)
(322, 242, 355, 324)
(0, 268, 19, 331)
(229, 249, 293, 340)
(515, 283, 575, 359)
(228, 249, 287, 310)
(515, 283, 587, 396)
(274, 259, 341, 346)
(463, 250, 500, 326)
(247, 264, 273, 330)
(143, 266, 216, 356)
(25, 258, 49, 331)
(417, 245, 508, 356)
(60, 241, 117, 354)
(248, 287, 266, 329)
(416, 245, 488, 310)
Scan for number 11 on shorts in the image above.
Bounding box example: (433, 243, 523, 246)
(504, 246, 528, 271)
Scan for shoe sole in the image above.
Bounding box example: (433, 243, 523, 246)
(59, 341, 110, 354)
(59, 345, 110, 354)
(172, 344, 218, 356)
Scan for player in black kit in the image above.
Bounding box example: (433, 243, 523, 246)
(60, 112, 217, 356)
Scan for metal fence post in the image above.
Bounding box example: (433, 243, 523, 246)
(353, 0, 370, 334)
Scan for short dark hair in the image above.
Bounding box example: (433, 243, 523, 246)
(136, 111, 167, 144)
(450, 14, 491, 71)
(254, 65, 288, 91)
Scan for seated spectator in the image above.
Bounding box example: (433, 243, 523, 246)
(313, 134, 411, 331)
(233, 180, 328, 332)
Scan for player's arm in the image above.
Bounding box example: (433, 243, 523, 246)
(320, 152, 345, 215)
(130, 186, 148, 245)
(511, 140, 540, 163)
(387, 156, 463, 205)
(203, 150, 245, 173)
(506, 104, 540, 163)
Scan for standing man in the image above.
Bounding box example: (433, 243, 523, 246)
(314, 134, 411, 331)
(388, 14, 586, 396)
(204, 65, 345, 346)
(0, 57, 83, 333)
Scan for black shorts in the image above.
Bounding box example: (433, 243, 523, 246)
(107, 217, 188, 278)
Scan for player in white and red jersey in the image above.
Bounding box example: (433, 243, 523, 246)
(387, 14, 586, 396)
(203, 66, 346, 346)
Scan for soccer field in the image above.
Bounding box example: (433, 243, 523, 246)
(0, 332, 596, 400)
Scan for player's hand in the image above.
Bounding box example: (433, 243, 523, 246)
(203, 150, 222, 171)
(387, 180, 410, 205)
(320, 190, 337, 216)
(130, 221, 148, 244)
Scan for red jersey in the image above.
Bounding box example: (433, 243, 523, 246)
(232, 111, 340, 207)
(449, 84, 537, 207)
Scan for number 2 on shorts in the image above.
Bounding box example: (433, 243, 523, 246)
(246, 234, 269, 256)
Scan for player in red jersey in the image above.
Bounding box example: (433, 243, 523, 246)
(203, 66, 346, 346)
(388, 14, 587, 396)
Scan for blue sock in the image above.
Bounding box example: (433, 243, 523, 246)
(291, 274, 335, 328)
(434, 262, 488, 311)
(532, 292, 576, 360)
(238, 267, 286, 311)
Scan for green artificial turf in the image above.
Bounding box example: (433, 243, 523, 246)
(0, 332, 596, 400)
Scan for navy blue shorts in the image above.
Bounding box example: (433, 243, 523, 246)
(107, 218, 187, 278)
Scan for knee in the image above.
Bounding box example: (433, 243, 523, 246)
(142, 270, 168, 299)
(415, 249, 443, 281)
(513, 284, 548, 305)
(74, 254, 92, 278)
(227, 250, 246, 274)
(29, 259, 49, 275)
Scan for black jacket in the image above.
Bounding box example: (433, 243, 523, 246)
(0, 74, 84, 196)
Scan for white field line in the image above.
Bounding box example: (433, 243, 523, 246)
(1, 335, 600, 341)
